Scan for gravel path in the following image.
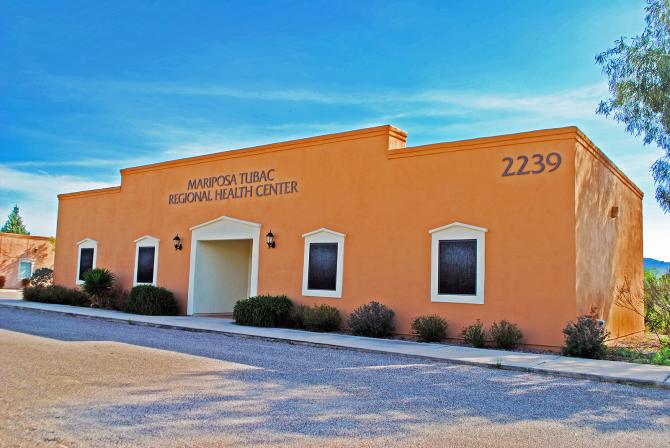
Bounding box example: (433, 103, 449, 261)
(1, 307, 669, 448)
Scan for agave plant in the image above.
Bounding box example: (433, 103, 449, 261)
(82, 268, 115, 307)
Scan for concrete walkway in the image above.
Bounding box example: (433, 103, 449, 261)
(1, 298, 669, 389)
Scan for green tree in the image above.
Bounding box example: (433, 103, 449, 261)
(1, 205, 29, 235)
(596, 0, 670, 212)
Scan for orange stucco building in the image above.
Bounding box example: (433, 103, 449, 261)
(54, 125, 644, 348)
(0, 232, 55, 289)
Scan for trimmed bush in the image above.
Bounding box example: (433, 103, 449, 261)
(412, 315, 448, 342)
(303, 304, 341, 332)
(21, 278, 30, 288)
(287, 304, 307, 329)
(490, 320, 523, 350)
(233, 295, 293, 327)
(23, 285, 90, 307)
(562, 316, 609, 359)
(30, 267, 53, 287)
(347, 301, 395, 338)
(461, 320, 486, 348)
(123, 285, 179, 316)
(82, 268, 115, 307)
(0, 275, 5, 289)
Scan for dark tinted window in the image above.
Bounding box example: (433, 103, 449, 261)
(307, 243, 338, 291)
(438, 239, 477, 295)
(136, 246, 156, 283)
(78, 248, 94, 281)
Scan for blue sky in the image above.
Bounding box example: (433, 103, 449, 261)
(1, 0, 668, 259)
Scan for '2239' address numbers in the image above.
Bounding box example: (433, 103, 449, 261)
(502, 152, 562, 177)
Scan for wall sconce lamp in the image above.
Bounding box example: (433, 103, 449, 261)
(173, 234, 183, 251)
(266, 230, 276, 248)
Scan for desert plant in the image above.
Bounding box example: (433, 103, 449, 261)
(123, 285, 179, 316)
(20, 278, 30, 288)
(461, 320, 486, 348)
(347, 301, 395, 338)
(562, 316, 610, 359)
(30, 267, 53, 287)
(22, 285, 90, 307)
(303, 304, 341, 332)
(490, 320, 523, 350)
(0, 275, 5, 289)
(411, 315, 448, 342)
(82, 268, 115, 307)
(233, 295, 293, 327)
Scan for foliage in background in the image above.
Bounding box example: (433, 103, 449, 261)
(462, 320, 487, 348)
(1, 205, 29, 235)
(490, 320, 523, 350)
(596, 0, 670, 212)
(615, 272, 670, 342)
(23, 285, 90, 307)
(233, 295, 293, 327)
(82, 268, 115, 308)
(0, 275, 5, 289)
(411, 315, 448, 342)
(303, 304, 341, 332)
(562, 316, 610, 359)
(347, 301, 395, 338)
(645, 271, 670, 336)
(20, 278, 30, 288)
(30, 268, 53, 287)
(123, 285, 178, 316)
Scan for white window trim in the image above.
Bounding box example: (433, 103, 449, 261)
(302, 228, 345, 298)
(75, 238, 98, 285)
(18, 258, 33, 282)
(134, 235, 159, 286)
(429, 222, 487, 304)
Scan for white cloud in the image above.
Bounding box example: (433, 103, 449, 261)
(0, 165, 115, 236)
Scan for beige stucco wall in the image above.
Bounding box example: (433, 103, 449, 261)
(0, 232, 55, 289)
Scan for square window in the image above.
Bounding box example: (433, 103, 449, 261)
(78, 248, 94, 281)
(438, 239, 477, 295)
(136, 246, 155, 284)
(19, 260, 32, 280)
(307, 243, 338, 291)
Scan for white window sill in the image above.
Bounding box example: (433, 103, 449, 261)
(302, 289, 342, 299)
(431, 294, 484, 304)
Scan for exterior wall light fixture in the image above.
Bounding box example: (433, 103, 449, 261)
(266, 230, 276, 248)
(173, 234, 183, 251)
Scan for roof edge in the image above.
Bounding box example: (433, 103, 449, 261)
(58, 186, 121, 201)
(0, 232, 53, 241)
(573, 129, 644, 199)
(121, 125, 407, 176)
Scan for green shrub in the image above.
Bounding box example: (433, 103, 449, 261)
(23, 285, 90, 307)
(123, 285, 179, 316)
(233, 295, 293, 327)
(461, 320, 486, 348)
(562, 316, 609, 359)
(303, 304, 341, 332)
(82, 268, 115, 307)
(411, 315, 448, 342)
(0, 275, 5, 289)
(21, 278, 30, 288)
(347, 301, 395, 338)
(30, 268, 53, 287)
(490, 320, 523, 350)
(287, 304, 307, 328)
(652, 346, 670, 366)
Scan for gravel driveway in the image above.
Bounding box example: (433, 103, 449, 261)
(1, 306, 669, 447)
